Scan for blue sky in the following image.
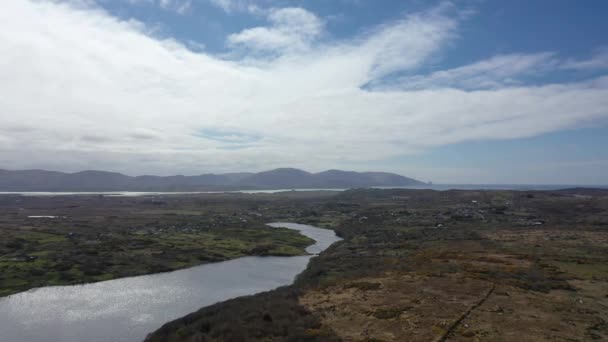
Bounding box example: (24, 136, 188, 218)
(101, 1, 608, 64)
(1, 0, 607, 184)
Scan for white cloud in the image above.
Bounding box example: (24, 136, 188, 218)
(163, 0, 192, 14)
(561, 47, 608, 71)
(206, 0, 266, 14)
(1, 0, 608, 180)
(207, 0, 234, 12)
(379, 52, 557, 90)
(228, 7, 324, 52)
(127, 0, 192, 14)
(360, 5, 459, 79)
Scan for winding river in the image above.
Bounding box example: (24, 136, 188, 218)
(0, 223, 341, 342)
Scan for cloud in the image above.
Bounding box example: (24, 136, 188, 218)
(206, 0, 266, 14)
(196, 129, 261, 144)
(127, 0, 192, 14)
(130, 129, 163, 141)
(163, 0, 192, 14)
(81, 135, 112, 143)
(360, 3, 460, 79)
(227, 7, 324, 53)
(207, 0, 235, 12)
(561, 47, 608, 71)
(0, 0, 607, 178)
(377, 52, 557, 90)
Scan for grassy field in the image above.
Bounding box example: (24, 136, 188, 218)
(0, 193, 320, 297)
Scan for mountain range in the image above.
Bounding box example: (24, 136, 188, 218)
(0, 168, 425, 191)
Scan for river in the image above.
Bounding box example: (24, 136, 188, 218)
(0, 223, 341, 342)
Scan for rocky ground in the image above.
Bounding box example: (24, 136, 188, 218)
(146, 188, 608, 341)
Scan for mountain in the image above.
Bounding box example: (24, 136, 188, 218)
(239, 168, 314, 188)
(313, 170, 421, 188)
(0, 168, 425, 191)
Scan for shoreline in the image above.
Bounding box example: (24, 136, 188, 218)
(0, 223, 342, 342)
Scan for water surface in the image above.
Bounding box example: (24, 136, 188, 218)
(0, 223, 340, 342)
(0, 184, 603, 197)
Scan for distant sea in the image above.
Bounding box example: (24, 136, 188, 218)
(376, 184, 608, 191)
(0, 184, 606, 196)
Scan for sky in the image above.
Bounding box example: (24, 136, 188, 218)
(1, 0, 608, 184)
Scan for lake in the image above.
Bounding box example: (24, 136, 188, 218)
(0, 223, 341, 342)
(0, 184, 602, 197)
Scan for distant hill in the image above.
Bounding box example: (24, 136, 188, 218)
(0, 168, 425, 191)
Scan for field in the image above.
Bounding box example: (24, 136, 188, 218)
(146, 188, 608, 341)
(0, 192, 336, 297)
(2, 189, 607, 341)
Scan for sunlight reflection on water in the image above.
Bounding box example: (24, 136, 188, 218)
(0, 223, 341, 342)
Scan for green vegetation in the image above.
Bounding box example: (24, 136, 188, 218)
(0, 193, 318, 297)
(0, 226, 312, 297)
(3, 189, 608, 340)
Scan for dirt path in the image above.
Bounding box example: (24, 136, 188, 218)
(437, 283, 496, 342)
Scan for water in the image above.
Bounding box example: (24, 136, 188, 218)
(0, 189, 344, 196)
(0, 223, 341, 342)
(375, 184, 608, 191)
(0, 184, 604, 197)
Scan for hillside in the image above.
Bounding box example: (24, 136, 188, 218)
(0, 168, 425, 191)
